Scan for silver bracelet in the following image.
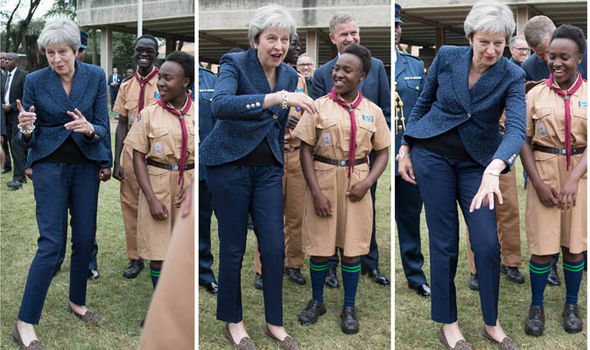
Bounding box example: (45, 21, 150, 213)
(395, 150, 409, 160)
(17, 123, 35, 135)
(280, 90, 289, 110)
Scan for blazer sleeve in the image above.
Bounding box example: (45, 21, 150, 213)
(86, 69, 109, 144)
(18, 74, 38, 148)
(402, 49, 442, 145)
(376, 60, 391, 126)
(492, 73, 526, 169)
(310, 68, 327, 100)
(211, 56, 266, 120)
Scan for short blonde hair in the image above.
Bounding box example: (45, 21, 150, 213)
(38, 17, 81, 54)
(464, 0, 515, 41)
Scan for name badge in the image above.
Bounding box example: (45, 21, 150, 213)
(322, 133, 333, 146)
(155, 142, 164, 155)
(362, 114, 374, 122)
(403, 76, 422, 80)
(154, 91, 160, 99)
(579, 101, 587, 108)
(537, 122, 548, 137)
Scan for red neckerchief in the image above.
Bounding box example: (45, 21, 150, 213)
(546, 71, 583, 170)
(135, 66, 159, 113)
(156, 93, 192, 184)
(327, 87, 363, 178)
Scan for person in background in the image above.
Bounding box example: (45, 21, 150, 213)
(1, 51, 12, 174)
(296, 53, 314, 93)
(109, 67, 122, 110)
(508, 35, 529, 66)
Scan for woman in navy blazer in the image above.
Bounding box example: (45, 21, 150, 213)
(398, 2, 525, 349)
(12, 18, 110, 349)
(200, 5, 315, 349)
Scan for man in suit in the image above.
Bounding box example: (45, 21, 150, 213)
(394, 4, 430, 297)
(508, 35, 529, 66)
(311, 13, 391, 287)
(109, 68, 122, 110)
(0, 52, 11, 174)
(2, 52, 28, 189)
(296, 53, 314, 94)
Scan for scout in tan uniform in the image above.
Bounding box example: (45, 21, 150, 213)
(520, 25, 587, 336)
(293, 44, 389, 334)
(254, 74, 308, 286)
(125, 51, 195, 294)
(138, 183, 194, 350)
(113, 34, 159, 279)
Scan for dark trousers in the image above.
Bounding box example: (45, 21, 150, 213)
(412, 147, 500, 326)
(208, 164, 285, 326)
(2, 131, 11, 170)
(395, 175, 427, 287)
(8, 111, 26, 182)
(329, 150, 380, 267)
(56, 227, 99, 271)
(110, 88, 119, 110)
(18, 162, 99, 324)
(199, 179, 216, 284)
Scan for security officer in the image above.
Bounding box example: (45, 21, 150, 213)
(198, 66, 218, 294)
(394, 4, 430, 297)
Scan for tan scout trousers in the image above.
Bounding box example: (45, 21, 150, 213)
(254, 148, 306, 274)
(467, 169, 522, 274)
(121, 144, 141, 260)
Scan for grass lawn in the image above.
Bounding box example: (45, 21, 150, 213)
(394, 160, 587, 349)
(1, 126, 152, 349)
(198, 165, 392, 349)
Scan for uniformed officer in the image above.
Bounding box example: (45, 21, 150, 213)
(198, 66, 218, 294)
(113, 34, 160, 279)
(394, 3, 430, 297)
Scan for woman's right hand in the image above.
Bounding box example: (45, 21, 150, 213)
(149, 199, 169, 220)
(312, 191, 332, 217)
(397, 146, 417, 185)
(533, 181, 559, 207)
(286, 92, 317, 115)
(16, 99, 36, 131)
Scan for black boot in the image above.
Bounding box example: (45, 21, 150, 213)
(562, 304, 583, 333)
(298, 299, 326, 325)
(524, 305, 544, 336)
(340, 306, 359, 334)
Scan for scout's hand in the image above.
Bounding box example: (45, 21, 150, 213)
(470, 173, 503, 212)
(113, 163, 124, 181)
(65, 109, 94, 137)
(312, 191, 332, 217)
(99, 168, 111, 182)
(533, 181, 559, 208)
(348, 181, 370, 202)
(558, 176, 578, 210)
(287, 115, 300, 130)
(16, 99, 36, 131)
(175, 186, 187, 208)
(149, 199, 169, 220)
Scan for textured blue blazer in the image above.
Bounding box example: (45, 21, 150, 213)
(20, 61, 111, 167)
(200, 48, 298, 167)
(403, 45, 526, 169)
(311, 55, 391, 124)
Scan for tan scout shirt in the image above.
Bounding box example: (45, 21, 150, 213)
(114, 67, 159, 128)
(285, 74, 308, 150)
(292, 95, 390, 256)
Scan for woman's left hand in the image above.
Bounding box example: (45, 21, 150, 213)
(348, 181, 370, 202)
(65, 108, 94, 136)
(99, 168, 111, 182)
(558, 176, 579, 211)
(470, 173, 503, 212)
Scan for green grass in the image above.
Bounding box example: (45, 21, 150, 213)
(198, 164, 391, 349)
(394, 160, 587, 349)
(1, 128, 151, 349)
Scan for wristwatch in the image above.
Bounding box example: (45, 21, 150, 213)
(395, 150, 408, 160)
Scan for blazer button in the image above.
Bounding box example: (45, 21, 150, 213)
(272, 114, 278, 120)
(415, 86, 420, 90)
(467, 113, 471, 118)
(246, 104, 251, 109)
(255, 102, 261, 107)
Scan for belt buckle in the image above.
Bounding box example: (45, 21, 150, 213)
(339, 159, 346, 166)
(171, 164, 179, 171)
(561, 149, 566, 155)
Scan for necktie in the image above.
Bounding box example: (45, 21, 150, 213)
(156, 93, 192, 184)
(546, 71, 583, 170)
(327, 87, 363, 178)
(135, 67, 159, 113)
(4, 73, 11, 101)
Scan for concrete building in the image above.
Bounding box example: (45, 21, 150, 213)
(199, 0, 391, 71)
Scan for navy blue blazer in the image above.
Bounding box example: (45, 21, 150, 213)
(19, 61, 111, 167)
(311, 55, 391, 125)
(198, 67, 217, 180)
(200, 48, 298, 167)
(403, 45, 526, 169)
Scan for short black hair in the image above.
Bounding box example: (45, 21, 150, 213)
(134, 34, 159, 50)
(551, 24, 586, 56)
(342, 44, 372, 75)
(165, 51, 194, 86)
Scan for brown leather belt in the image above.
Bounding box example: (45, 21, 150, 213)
(285, 146, 300, 152)
(532, 145, 586, 155)
(313, 155, 368, 167)
(147, 159, 194, 171)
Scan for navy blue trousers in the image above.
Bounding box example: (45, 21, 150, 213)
(395, 175, 427, 287)
(18, 162, 99, 324)
(208, 164, 285, 326)
(56, 225, 98, 271)
(199, 179, 216, 284)
(412, 147, 500, 326)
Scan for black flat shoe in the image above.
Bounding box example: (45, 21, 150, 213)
(340, 306, 359, 334)
(88, 269, 100, 280)
(562, 304, 583, 333)
(524, 305, 544, 336)
(501, 264, 525, 284)
(285, 267, 305, 285)
(409, 283, 431, 297)
(298, 299, 326, 325)
(547, 263, 560, 286)
(361, 267, 390, 286)
(325, 266, 339, 288)
(468, 273, 479, 291)
(253, 273, 263, 290)
(123, 259, 144, 279)
(200, 281, 218, 294)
